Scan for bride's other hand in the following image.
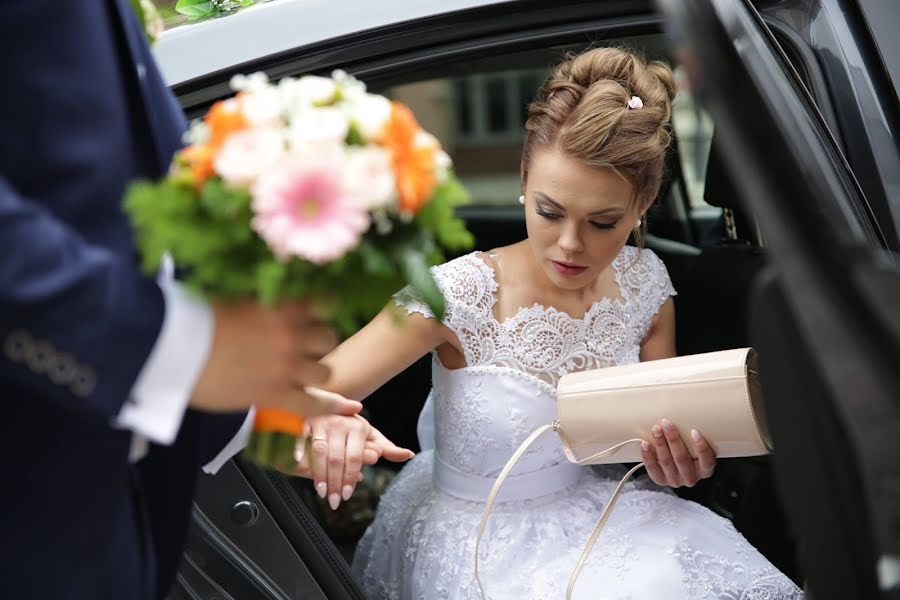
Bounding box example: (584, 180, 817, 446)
(641, 418, 716, 488)
(301, 412, 415, 510)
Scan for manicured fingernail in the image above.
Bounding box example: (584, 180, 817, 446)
(641, 441, 650, 452)
(342, 485, 354, 501)
(691, 429, 702, 444)
(328, 493, 341, 511)
(652, 425, 663, 438)
(294, 444, 305, 463)
(316, 482, 327, 499)
(661, 419, 673, 433)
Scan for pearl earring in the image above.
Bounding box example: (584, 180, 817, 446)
(636, 219, 642, 227)
(519, 195, 525, 205)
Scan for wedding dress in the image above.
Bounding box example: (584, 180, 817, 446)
(351, 247, 803, 599)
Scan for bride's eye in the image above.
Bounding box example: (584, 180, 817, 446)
(590, 221, 618, 230)
(535, 208, 561, 221)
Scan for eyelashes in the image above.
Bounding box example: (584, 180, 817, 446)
(535, 208, 618, 230)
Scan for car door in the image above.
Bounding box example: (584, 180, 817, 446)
(656, 1, 900, 599)
(166, 3, 679, 598)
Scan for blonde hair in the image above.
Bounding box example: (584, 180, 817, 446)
(523, 47, 677, 221)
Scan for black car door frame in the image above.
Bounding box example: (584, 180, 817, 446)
(657, 0, 900, 598)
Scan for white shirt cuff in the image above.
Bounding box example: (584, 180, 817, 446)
(115, 277, 213, 447)
(202, 407, 255, 475)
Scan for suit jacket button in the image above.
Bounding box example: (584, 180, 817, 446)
(71, 367, 97, 398)
(26, 340, 54, 374)
(3, 330, 33, 362)
(49, 352, 77, 385)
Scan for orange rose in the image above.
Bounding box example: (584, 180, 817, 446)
(205, 98, 248, 150)
(380, 102, 437, 214)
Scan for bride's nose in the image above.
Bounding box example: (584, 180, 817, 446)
(557, 221, 584, 255)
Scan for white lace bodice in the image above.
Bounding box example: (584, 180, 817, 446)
(353, 246, 804, 599)
(393, 245, 676, 387)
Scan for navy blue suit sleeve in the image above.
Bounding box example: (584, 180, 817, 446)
(0, 175, 165, 424)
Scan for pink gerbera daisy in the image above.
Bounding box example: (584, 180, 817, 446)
(251, 155, 370, 264)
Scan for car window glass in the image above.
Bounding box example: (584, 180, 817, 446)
(672, 67, 715, 211)
(377, 36, 718, 243)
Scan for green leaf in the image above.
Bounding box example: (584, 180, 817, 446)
(396, 245, 444, 320)
(175, 0, 216, 18)
(257, 260, 287, 306)
(199, 178, 251, 218)
(357, 240, 395, 278)
(345, 122, 365, 146)
(415, 174, 475, 250)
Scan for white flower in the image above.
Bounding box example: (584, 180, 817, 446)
(332, 69, 367, 100)
(230, 72, 270, 93)
(346, 93, 392, 142)
(435, 149, 452, 181)
(183, 120, 210, 146)
(140, 0, 164, 42)
(213, 127, 285, 187)
(239, 86, 284, 127)
(414, 130, 440, 150)
(286, 107, 349, 151)
(279, 76, 338, 114)
(343, 147, 397, 211)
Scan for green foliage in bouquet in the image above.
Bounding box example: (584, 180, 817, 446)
(125, 171, 473, 335)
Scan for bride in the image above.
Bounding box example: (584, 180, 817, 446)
(301, 47, 803, 599)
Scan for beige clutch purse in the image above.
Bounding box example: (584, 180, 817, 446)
(475, 348, 772, 600)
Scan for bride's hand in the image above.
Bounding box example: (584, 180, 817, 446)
(640, 418, 716, 488)
(299, 411, 415, 510)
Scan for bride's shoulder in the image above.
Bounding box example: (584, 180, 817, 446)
(431, 250, 497, 286)
(614, 245, 669, 278)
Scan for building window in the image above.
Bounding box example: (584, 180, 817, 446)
(452, 69, 549, 146)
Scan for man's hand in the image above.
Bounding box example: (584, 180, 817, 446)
(296, 409, 415, 510)
(189, 301, 361, 417)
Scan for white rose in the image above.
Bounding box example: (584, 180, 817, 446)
(182, 120, 210, 146)
(286, 107, 349, 151)
(435, 149, 452, 181)
(343, 146, 397, 211)
(346, 93, 392, 142)
(279, 75, 338, 114)
(332, 69, 368, 101)
(239, 86, 284, 127)
(213, 127, 285, 187)
(230, 72, 269, 93)
(413, 130, 439, 150)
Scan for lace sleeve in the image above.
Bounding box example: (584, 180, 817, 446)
(641, 249, 678, 324)
(390, 259, 459, 321)
(390, 253, 496, 360)
(645, 250, 677, 317)
(630, 249, 677, 339)
(392, 283, 438, 320)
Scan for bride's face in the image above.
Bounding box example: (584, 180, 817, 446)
(523, 147, 643, 291)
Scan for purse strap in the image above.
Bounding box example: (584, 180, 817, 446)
(475, 423, 646, 600)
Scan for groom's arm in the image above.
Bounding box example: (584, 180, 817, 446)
(0, 176, 211, 449)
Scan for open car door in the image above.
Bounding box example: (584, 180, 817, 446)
(656, 0, 900, 598)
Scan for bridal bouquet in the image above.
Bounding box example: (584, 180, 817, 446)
(125, 71, 473, 471)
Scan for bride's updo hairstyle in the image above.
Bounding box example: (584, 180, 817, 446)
(523, 47, 677, 229)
